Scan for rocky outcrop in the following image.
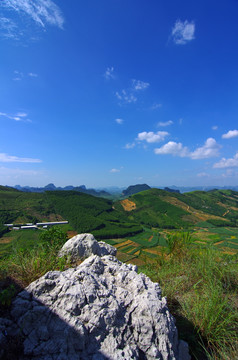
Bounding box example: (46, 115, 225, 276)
(58, 233, 117, 259)
(1, 235, 190, 359)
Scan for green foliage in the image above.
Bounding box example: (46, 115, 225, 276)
(207, 218, 232, 227)
(165, 231, 193, 256)
(40, 226, 68, 248)
(141, 235, 238, 359)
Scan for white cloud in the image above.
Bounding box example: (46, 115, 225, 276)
(197, 172, 210, 177)
(115, 118, 124, 125)
(157, 120, 173, 127)
(155, 138, 220, 159)
(212, 125, 218, 130)
(154, 141, 189, 156)
(124, 143, 135, 149)
(2, 0, 64, 29)
(132, 79, 150, 91)
(115, 90, 137, 104)
(0, 153, 42, 163)
(104, 67, 114, 80)
(222, 130, 238, 139)
(110, 168, 120, 173)
(150, 103, 162, 110)
(13, 70, 38, 80)
(213, 152, 238, 168)
(171, 19, 195, 45)
(13, 70, 24, 81)
(0, 111, 31, 122)
(0, 17, 19, 40)
(190, 138, 220, 159)
(115, 78, 149, 104)
(137, 131, 169, 143)
(28, 72, 38, 77)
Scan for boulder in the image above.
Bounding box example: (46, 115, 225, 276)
(58, 233, 117, 260)
(9, 253, 190, 360)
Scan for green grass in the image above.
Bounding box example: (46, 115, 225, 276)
(140, 233, 238, 359)
(0, 230, 41, 258)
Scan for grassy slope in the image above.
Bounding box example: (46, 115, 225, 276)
(115, 188, 238, 229)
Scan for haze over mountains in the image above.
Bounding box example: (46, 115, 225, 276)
(10, 183, 238, 196)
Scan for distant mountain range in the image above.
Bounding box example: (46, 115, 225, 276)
(5, 183, 238, 197)
(14, 183, 111, 198)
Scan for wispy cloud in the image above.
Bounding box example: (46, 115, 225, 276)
(104, 67, 114, 80)
(13, 70, 38, 81)
(115, 118, 124, 125)
(116, 78, 150, 105)
(0, 167, 43, 182)
(197, 172, 210, 178)
(155, 138, 220, 159)
(115, 90, 137, 104)
(222, 130, 238, 139)
(13, 70, 24, 81)
(214, 152, 238, 168)
(131, 79, 149, 91)
(151, 103, 162, 110)
(171, 19, 195, 45)
(212, 125, 218, 130)
(0, 0, 64, 40)
(2, 0, 64, 28)
(137, 131, 169, 143)
(157, 120, 173, 127)
(110, 168, 120, 173)
(124, 143, 135, 149)
(0, 153, 42, 163)
(0, 111, 31, 122)
(28, 72, 38, 77)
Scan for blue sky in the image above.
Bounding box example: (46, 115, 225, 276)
(0, 0, 238, 188)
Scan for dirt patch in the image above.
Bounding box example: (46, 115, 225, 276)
(148, 235, 153, 242)
(120, 199, 136, 211)
(127, 257, 145, 266)
(214, 241, 224, 246)
(221, 249, 236, 255)
(67, 231, 78, 239)
(0, 237, 13, 244)
(115, 240, 139, 249)
(228, 241, 238, 246)
(143, 246, 163, 255)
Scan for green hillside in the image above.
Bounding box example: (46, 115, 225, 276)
(115, 188, 238, 229)
(0, 187, 142, 240)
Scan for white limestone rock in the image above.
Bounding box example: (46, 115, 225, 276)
(58, 233, 117, 260)
(10, 253, 190, 360)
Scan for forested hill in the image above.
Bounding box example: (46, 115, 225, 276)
(1, 185, 238, 236)
(122, 184, 151, 196)
(0, 187, 142, 239)
(115, 188, 238, 229)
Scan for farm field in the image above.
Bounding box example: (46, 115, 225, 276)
(103, 226, 238, 265)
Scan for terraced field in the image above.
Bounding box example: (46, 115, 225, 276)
(104, 226, 238, 266)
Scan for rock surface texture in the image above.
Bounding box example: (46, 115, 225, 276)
(58, 233, 117, 259)
(2, 235, 190, 360)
